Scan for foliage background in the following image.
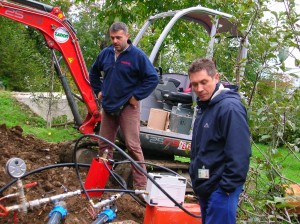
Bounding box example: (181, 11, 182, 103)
(0, 0, 300, 222)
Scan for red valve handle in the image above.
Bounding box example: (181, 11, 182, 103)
(24, 182, 38, 188)
(0, 204, 8, 216)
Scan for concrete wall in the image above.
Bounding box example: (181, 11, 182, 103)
(12, 92, 74, 122)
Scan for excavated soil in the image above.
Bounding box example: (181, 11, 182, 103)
(0, 124, 145, 224)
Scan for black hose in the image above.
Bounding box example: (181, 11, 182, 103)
(72, 134, 145, 205)
(10, 0, 53, 12)
(114, 160, 193, 189)
(86, 189, 135, 194)
(72, 134, 201, 219)
(1, 134, 200, 219)
(0, 163, 89, 194)
(103, 160, 145, 206)
(72, 134, 148, 202)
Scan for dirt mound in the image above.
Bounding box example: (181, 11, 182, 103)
(0, 124, 145, 224)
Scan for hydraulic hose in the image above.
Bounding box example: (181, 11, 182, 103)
(103, 160, 145, 206)
(0, 163, 89, 195)
(72, 134, 201, 218)
(72, 134, 146, 205)
(114, 160, 193, 189)
(72, 134, 130, 202)
(1, 134, 200, 219)
(10, 0, 54, 12)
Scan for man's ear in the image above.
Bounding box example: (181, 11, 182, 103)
(214, 73, 220, 81)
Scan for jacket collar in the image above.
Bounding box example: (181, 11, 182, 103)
(197, 82, 221, 110)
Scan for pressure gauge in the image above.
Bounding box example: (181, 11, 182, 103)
(6, 158, 27, 178)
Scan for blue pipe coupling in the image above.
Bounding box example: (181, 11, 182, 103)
(48, 201, 67, 224)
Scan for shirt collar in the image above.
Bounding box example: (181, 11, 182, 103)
(113, 39, 132, 53)
(114, 40, 132, 61)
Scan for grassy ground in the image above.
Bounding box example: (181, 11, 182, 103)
(251, 143, 300, 183)
(176, 143, 300, 184)
(0, 90, 80, 142)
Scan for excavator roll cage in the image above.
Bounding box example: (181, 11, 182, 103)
(0, 0, 101, 134)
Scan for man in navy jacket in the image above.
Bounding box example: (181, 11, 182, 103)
(188, 58, 251, 223)
(89, 22, 159, 191)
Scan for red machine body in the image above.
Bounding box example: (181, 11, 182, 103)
(0, 0, 101, 134)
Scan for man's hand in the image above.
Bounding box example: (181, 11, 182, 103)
(97, 92, 102, 101)
(129, 96, 138, 108)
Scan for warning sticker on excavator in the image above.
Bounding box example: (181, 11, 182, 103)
(68, 58, 74, 64)
(54, 27, 69, 43)
(178, 141, 191, 151)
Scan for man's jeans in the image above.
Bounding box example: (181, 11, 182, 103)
(98, 102, 147, 189)
(199, 185, 243, 224)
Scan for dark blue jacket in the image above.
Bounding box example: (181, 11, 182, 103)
(89, 42, 159, 113)
(189, 84, 251, 198)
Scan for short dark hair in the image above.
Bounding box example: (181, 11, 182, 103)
(109, 22, 128, 34)
(188, 58, 217, 77)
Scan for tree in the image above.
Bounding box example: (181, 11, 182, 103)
(0, 18, 51, 91)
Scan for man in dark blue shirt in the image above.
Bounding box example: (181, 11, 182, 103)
(89, 22, 159, 190)
(188, 58, 251, 223)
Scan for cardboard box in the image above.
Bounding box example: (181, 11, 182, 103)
(147, 108, 170, 131)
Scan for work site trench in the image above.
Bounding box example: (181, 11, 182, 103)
(0, 124, 145, 224)
(0, 124, 198, 224)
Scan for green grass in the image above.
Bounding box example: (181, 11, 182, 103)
(0, 90, 80, 142)
(251, 143, 300, 183)
(175, 155, 190, 163)
(176, 142, 300, 183)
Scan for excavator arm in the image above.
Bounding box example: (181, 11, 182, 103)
(0, 0, 101, 134)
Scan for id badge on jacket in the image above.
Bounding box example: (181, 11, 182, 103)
(198, 166, 209, 179)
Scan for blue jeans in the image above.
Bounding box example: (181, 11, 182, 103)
(199, 185, 243, 224)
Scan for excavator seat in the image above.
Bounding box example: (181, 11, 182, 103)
(166, 78, 181, 88)
(154, 77, 193, 108)
(154, 79, 178, 102)
(161, 90, 193, 105)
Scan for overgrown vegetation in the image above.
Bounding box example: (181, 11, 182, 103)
(0, 91, 80, 142)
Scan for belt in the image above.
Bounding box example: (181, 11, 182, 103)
(106, 102, 130, 117)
